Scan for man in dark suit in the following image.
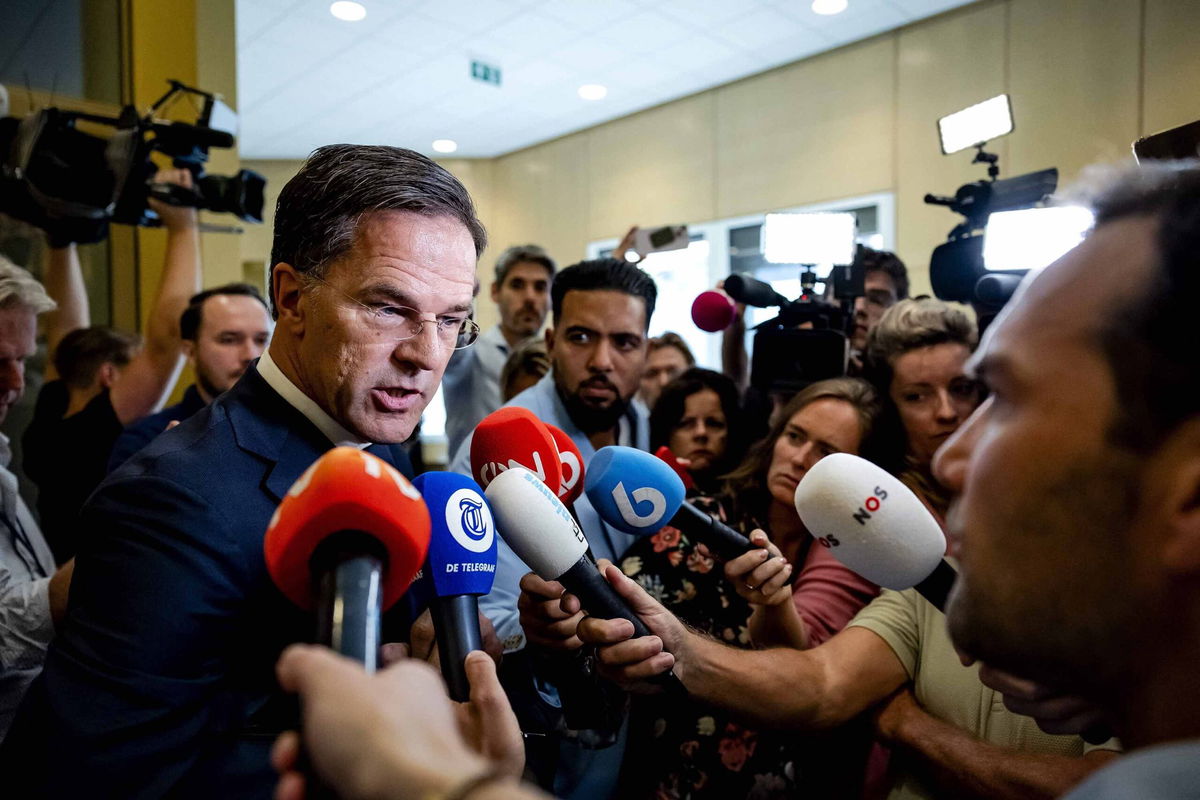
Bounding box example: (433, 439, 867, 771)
(0, 144, 486, 797)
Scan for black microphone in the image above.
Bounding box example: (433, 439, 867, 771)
(724, 273, 789, 308)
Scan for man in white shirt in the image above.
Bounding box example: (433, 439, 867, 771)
(443, 245, 555, 455)
(0, 258, 72, 743)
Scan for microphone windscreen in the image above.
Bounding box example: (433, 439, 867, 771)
(584, 446, 686, 535)
(470, 407, 562, 494)
(545, 424, 584, 506)
(412, 472, 497, 598)
(793, 453, 946, 590)
(484, 467, 588, 580)
(655, 445, 695, 491)
(264, 447, 431, 611)
(691, 290, 736, 332)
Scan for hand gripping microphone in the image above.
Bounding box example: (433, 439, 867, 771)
(691, 290, 737, 332)
(545, 423, 585, 506)
(485, 467, 656, 638)
(792, 452, 957, 611)
(470, 406, 562, 493)
(585, 447, 793, 581)
(412, 472, 498, 701)
(265, 447, 431, 671)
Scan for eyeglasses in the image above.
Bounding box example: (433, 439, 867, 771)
(308, 276, 480, 350)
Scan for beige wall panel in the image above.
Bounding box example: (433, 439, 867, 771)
(715, 36, 895, 219)
(586, 93, 717, 241)
(1143, 0, 1200, 135)
(238, 159, 305, 272)
(1007, 0, 1140, 185)
(895, 1, 1008, 296)
(484, 134, 591, 331)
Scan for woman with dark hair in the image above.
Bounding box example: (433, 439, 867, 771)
(649, 367, 745, 494)
(617, 377, 883, 799)
(860, 298, 982, 521)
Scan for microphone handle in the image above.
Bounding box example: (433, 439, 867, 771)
(557, 556, 688, 697)
(914, 559, 958, 613)
(558, 556, 652, 638)
(313, 531, 386, 672)
(670, 504, 798, 586)
(430, 594, 483, 702)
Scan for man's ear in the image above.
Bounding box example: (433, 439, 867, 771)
(97, 361, 118, 389)
(272, 263, 306, 334)
(1158, 417, 1200, 575)
(544, 324, 555, 354)
(490, 281, 501, 304)
(181, 339, 197, 363)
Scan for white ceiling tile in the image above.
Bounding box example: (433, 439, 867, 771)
(715, 6, 823, 50)
(545, 36, 628, 75)
(658, 0, 754, 28)
(601, 57, 686, 91)
(369, 12, 472, 55)
(652, 34, 740, 71)
(605, 9, 697, 55)
(415, 0, 529, 34)
(537, 0, 641, 30)
(889, 0, 976, 16)
(235, 1, 288, 47)
(470, 10, 580, 55)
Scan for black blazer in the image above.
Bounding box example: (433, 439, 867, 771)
(0, 364, 414, 798)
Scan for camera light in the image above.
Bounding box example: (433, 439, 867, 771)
(578, 84, 608, 101)
(812, 0, 849, 14)
(431, 139, 458, 154)
(938, 94, 1014, 155)
(329, 1, 366, 22)
(983, 206, 1094, 272)
(764, 212, 857, 273)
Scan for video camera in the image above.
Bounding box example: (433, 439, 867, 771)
(0, 79, 264, 245)
(726, 212, 868, 394)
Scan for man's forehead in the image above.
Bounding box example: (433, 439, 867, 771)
(560, 289, 646, 331)
(980, 216, 1159, 366)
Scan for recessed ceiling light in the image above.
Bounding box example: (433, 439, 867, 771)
(812, 0, 848, 14)
(432, 139, 458, 154)
(329, 1, 366, 22)
(578, 84, 608, 101)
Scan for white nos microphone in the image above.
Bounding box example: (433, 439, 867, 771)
(793, 453, 957, 610)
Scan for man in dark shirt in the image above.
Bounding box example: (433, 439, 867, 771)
(0, 144, 485, 797)
(22, 168, 201, 563)
(107, 282, 272, 471)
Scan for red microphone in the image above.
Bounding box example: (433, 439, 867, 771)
(470, 407, 562, 494)
(655, 445, 695, 491)
(546, 424, 584, 506)
(691, 290, 736, 332)
(264, 446, 431, 671)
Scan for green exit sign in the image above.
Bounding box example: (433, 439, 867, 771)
(471, 60, 502, 86)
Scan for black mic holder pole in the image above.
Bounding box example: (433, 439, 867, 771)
(312, 530, 387, 673)
(430, 594, 483, 702)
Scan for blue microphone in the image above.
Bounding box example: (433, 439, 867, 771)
(412, 472, 498, 701)
(586, 446, 788, 573)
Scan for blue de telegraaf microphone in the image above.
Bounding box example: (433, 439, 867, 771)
(412, 472, 498, 702)
(585, 446, 797, 583)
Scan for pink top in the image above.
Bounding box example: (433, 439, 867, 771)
(792, 540, 880, 646)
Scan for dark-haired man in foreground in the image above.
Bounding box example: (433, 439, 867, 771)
(0, 144, 485, 797)
(936, 162, 1200, 797)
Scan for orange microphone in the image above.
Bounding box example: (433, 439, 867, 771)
(264, 447, 431, 671)
(469, 406, 562, 493)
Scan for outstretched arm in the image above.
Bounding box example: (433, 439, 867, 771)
(874, 688, 1117, 800)
(42, 243, 89, 379)
(109, 168, 202, 424)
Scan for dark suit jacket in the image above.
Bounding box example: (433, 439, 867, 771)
(0, 364, 413, 798)
(107, 383, 208, 474)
